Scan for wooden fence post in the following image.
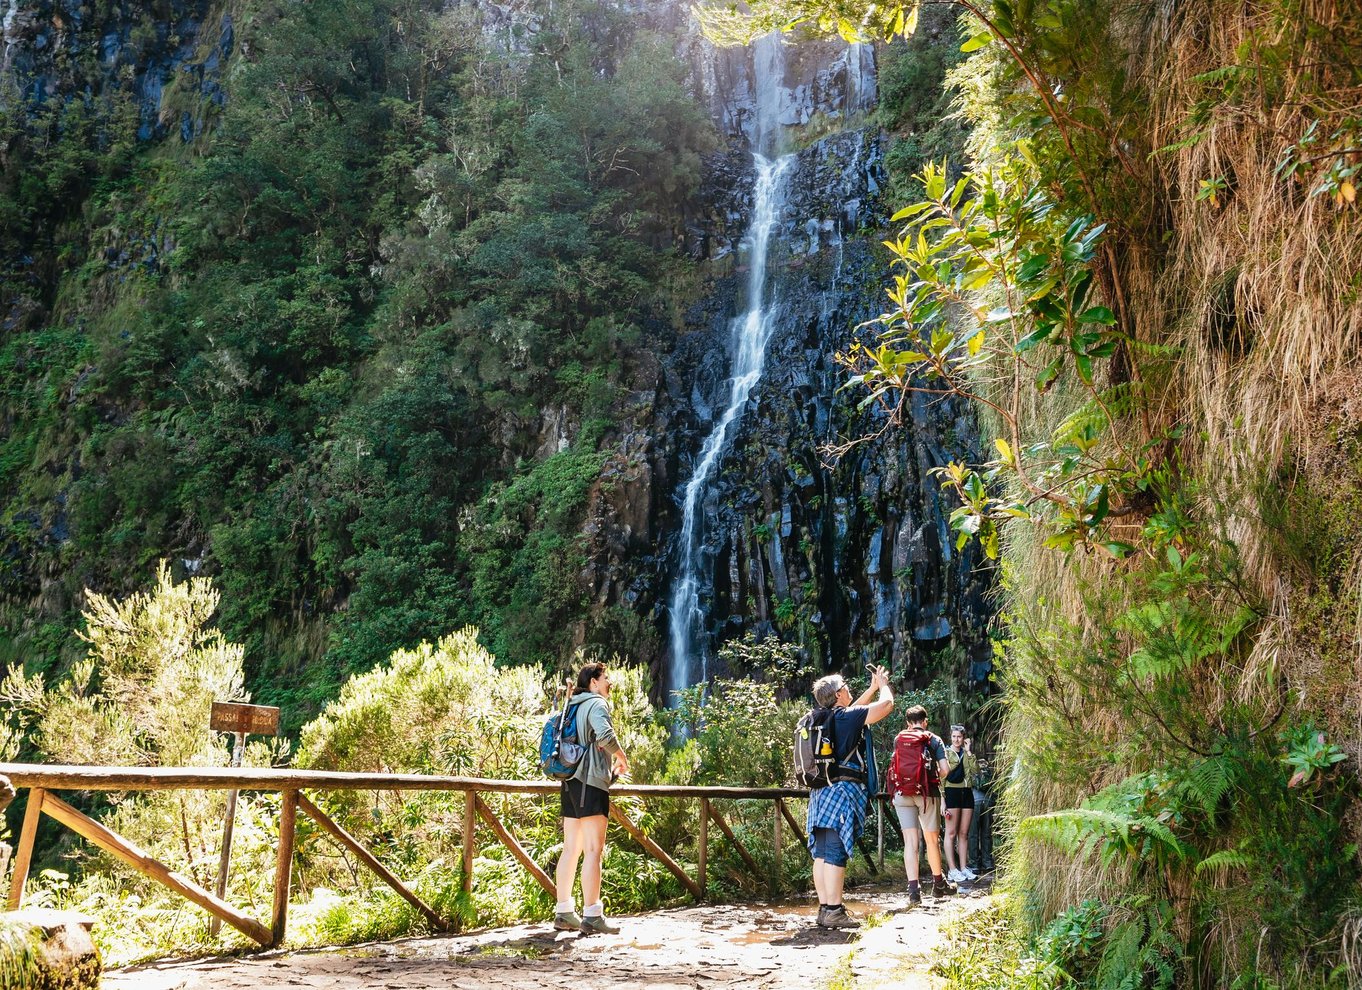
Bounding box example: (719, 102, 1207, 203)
(460, 789, 476, 932)
(609, 805, 702, 900)
(473, 794, 556, 897)
(707, 804, 761, 877)
(778, 798, 811, 860)
(272, 790, 299, 946)
(297, 793, 448, 933)
(6, 788, 44, 911)
(771, 799, 783, 895)
(697, 798, 709, 899)
(39, 793, 271, 945)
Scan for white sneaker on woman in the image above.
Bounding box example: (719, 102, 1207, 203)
(947, 868, 966, 883)
(962, 866, 978, 881)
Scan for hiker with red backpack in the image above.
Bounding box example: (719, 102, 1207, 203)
(803, 666, 894, 929)
(885, 705, 957, 904)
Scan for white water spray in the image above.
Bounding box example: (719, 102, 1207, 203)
(667, 34, 796, 700)
(2, 0, 20, 77)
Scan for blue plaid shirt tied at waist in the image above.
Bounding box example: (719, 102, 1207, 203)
(806, 731, 877, 860)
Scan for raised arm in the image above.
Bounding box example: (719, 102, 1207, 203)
(861, 665, 895, 724)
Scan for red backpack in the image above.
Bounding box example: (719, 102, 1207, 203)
(887, 728, 940, 797)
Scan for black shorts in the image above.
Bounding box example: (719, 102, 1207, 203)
(943, 786, 974, 811)
(560, 778, 610, 819)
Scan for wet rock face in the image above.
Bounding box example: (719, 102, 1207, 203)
(1, 0, 231, 143)
(582, 28, 994, 691)
(663, 133, 992, 680)
(676, 28, 876, 152)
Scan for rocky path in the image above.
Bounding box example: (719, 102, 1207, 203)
(105, 881, 995, 990)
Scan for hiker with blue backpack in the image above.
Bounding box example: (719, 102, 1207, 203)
(800, 666, 894, 929)
(543, 661, 629, 935)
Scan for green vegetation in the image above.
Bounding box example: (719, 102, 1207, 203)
(0, 0, 716, 725)
(11, 570, 834, 963)
(706, 0, 1362, 986)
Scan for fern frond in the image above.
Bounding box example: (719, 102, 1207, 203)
(1053, 383, 1142, 444)
(1193, 847, 1253, 876)
(1021, 804, 1190, 869)
(1126, 338, 1183, 360)
(1176, 754, 1236, 815)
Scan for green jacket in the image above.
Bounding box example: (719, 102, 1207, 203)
(568, 691, 623, 792)
(943, 746, 980, 788)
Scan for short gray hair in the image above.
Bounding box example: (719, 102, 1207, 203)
(812, 674, 845, 708)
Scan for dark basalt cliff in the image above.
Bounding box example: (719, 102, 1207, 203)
(579, 26, 994, 691)
(2, 0, 230, 141)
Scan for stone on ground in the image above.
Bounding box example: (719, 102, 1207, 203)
(1, 907, 101, 990)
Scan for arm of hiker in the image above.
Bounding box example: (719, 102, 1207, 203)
(934, 739, 950, 779)
(864, 666, 894, 724)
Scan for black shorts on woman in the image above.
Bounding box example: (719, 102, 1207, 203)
(561, 778, 609, 818)
(943, 786, 973, 810)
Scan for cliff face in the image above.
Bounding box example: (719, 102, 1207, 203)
(0, 0, 229, 140)
(578, 25, 994, 694)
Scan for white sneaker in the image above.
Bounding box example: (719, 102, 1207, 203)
(947, 869, 966, 883)
(962, 867, 978, 881)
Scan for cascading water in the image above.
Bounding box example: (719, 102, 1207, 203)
(667, 33, 796, 700)
(2, 0, 20, 76)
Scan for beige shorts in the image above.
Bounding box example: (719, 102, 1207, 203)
(893, 794, 941, 833)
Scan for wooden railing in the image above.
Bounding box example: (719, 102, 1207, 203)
(0, 764, 818, 948)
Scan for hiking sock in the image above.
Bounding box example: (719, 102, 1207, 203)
(584, 901, 603, 918)
(555, 901, 575, 914)
(933, 874, 945, 884)
(907, 880, 920, 895)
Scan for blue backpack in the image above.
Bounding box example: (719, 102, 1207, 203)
(539, 698, 588, 780)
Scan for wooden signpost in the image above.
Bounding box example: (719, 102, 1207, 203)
(208, 702, 279, 936)
(210, 702, 281, 738)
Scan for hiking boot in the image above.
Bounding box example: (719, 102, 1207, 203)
(553, 911, 583, 931)
(907, 887, 923, 906)
(579, 914, 620, 935)
(819, 905, 861, 929)
(932, 875, 958, 898)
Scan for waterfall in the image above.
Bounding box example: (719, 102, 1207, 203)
(844, 42, 874, 115)
(667, 33, 796, 700)
(2, 0, 19, 76)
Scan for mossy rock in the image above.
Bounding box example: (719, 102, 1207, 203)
(0, 909, 100, 990)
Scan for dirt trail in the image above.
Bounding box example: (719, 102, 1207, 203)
(105, 881, 995, 990)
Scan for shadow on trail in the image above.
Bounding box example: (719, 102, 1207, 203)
(768, 927, 856, 947)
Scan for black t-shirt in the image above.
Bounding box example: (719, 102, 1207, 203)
(831, 706, 870, 766)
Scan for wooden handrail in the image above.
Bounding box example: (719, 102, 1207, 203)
(0, 763, 809, 799)
(2, 764, 842, 950)
(40, 792, 273, 946)
(298, 793, 449, 933)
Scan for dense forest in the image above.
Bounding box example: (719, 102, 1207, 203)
(1, 0, 1359, 986)
(0, 0, 723, 720)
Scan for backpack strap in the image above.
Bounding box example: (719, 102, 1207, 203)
(573, 694, 606, 746)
